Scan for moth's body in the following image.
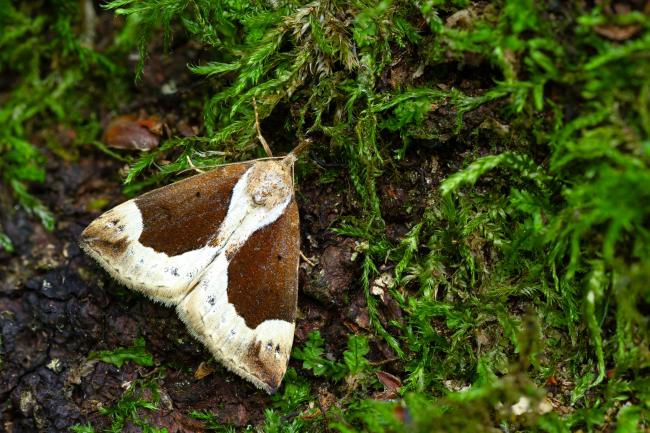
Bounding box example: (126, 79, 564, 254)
(80, 156, 300, 393)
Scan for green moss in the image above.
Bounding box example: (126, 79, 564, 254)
(98, 374, 168, 433)
(70, 371, 168, 433)
(70, 424, 96, 433)
(88, 337, 155, 368)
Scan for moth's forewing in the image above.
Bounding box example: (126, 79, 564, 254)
(230, 200, 299, 392)
(80, 163, 251, 304)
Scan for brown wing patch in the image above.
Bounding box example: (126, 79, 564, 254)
(80, 218, 130, 260)
(244, 340, 283, 394)
(227, 200, 299, 329)
(86, 237, 129, 259)
(136, 163, 251, 256)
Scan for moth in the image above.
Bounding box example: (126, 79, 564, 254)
(80, 145, 306, 394)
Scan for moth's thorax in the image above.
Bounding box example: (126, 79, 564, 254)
(246, 160, 293, 209)
(212, 160, 294, 256)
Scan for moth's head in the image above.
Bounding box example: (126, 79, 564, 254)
(245, 160, 293, 210)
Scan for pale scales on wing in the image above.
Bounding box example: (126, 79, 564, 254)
(80, 154, 300, 393)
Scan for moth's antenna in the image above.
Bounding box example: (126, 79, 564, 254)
(283, 138, 312, 186)
(282, 138, 311, 171)
(288, 138, 311, 160)
(253, 97, 273, 157)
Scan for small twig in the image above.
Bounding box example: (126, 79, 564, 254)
(138, 366, 162, 379)
(186, 155, 205, 173)
(369, 357, 400, 366)
(300, 251, 316, 267)
(253, 97, 273, 157)
(79, 0, 97, 48)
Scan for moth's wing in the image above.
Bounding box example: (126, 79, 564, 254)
(80, 163, 251, 304)
(176, 199, 299, 393)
